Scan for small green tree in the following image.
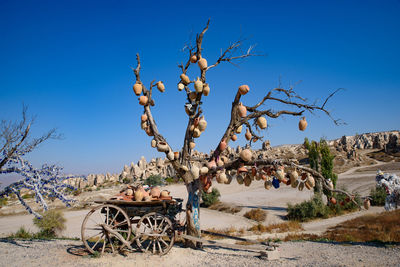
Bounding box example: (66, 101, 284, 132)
(144, 175, 165, 186)
(201, 188, 220, 207)
(304, 138, 337, 196)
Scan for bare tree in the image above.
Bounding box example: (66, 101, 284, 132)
(131, 20, 354, 247)
(0, 106, 80, 218)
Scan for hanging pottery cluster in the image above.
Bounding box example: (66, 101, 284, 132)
(188, 116, 207, 149)
(111, 185, 172, 202)
(133, 79, 165, 106)
(140, 112, 154, 136)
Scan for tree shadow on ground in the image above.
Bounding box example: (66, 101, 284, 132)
(0, 238, 49, 248)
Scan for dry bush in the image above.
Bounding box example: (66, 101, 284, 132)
(323, 209, 400, 243)
(243, 208, 267, 222)
(283, 233, 321, 241)
(208, 202, 242, 214)
(249, 221, 303, 234)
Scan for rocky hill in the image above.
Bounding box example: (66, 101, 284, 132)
(65, 130, 399, 189)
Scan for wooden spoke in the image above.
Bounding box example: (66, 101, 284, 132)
(81, 204, 131, 255)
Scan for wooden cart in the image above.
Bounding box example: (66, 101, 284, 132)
(81, 198, 184, 255)
(81, 198, 279, 259)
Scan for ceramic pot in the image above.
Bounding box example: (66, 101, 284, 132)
(203, 84, 210, 96)
(298, 117, 308, 131)
(198, 57, 207, 70)
(178, 83, 185, 91)
(190, 55, 197, 63)
(245, 129, 252, 141)
(180, 73, 190, 85)
(238, 103, 247, 117)
(240, 149, 252, 161)
(141, 113, 148, 122)
(257, 117, 267, 129)
(133, 83, 143, 96)
(194, 78, 203, 93)
(235, 125, 243, 134)
(219, 138, 227, 151)
(157, 81, 165, 92)
(238, 85, 250, 95)
(150, 187, 161, 198)
(157, 141, 169, 152)
(139, 95, 148, 105)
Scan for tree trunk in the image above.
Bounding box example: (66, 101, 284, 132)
(185, 180, 202, 248)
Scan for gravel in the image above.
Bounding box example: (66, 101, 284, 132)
(0, 239, 399, 267)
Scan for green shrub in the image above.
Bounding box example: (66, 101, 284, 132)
(329, 190, 361, 215)
(244, 208, 267, 222)
(165, 177, 176, 184)
(33, 210, 66, 238)
(22, 193, 34, 199)
(370, 186, 386, 206)
(287, 195, 330, 222)
(201, 188, 220, 207)
(122, 177, 131, 184)
(145, 175, 165, 186)
(10, 227, 33, 239)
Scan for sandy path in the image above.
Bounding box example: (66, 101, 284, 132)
(1, 239, 399, 267)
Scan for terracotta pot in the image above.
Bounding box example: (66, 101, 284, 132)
(364, 199, 370, 210)
(189, 141, 196, 149)
(235, 125, 243, 134)
(257, 117, 267, 129)
(237, 165, 248, 173)
(275, 169, 285, 181)
(244, 174, 252, 186)
(167, 151, 174, 161)
(134, 188, 144, 201)
(193, 128, 201, 138)
(157, 141, 169, 152)
(194, 78, 203, 93)
(298, 117, 308, 131)
(217, 158, 224, 167)
(157, 81, 165, 93)
(264, 180, 272, 190)
(225, 174, 233, 184)
(292, 179, 300, 188)
(141, 121, 148, 130)
(151, 139, 157, 148)
(190, 166, 200, 179)
(180, 73, 190, 85)
(126, 189, 134, 196)
(145, 127, 154, 136)
(236, 174, 244, 185)
(289, 170, 299, 183)
(198, 116, 207, 131)
(245, 129, 252, 141)
(190, 55, 197, 63)
(304, 182, 312, 190)
(330, 197, 337, 205)
(251, 167, 257, 177)
(298, 182, 304, 191)
(216, 171, 228, 184)
(139, 95, 148, 106)
(231, 134, 237, 141)
(174, 151, 179, 160)
(141, 113, 148, 122)
(178, 83, 185, 91)
(150, 187, 161, 198)
(238, 103, 247, 117)
(219, 138, 227, 151)
(133, 83, 143, 96)
(306, 176, 315, 188)
(238, 85, 250, 95)
(203, 84, 210, 96)
(200, 166, 209, 175)
(301, 173, 308, 181)
(240, 149, 252, 161)
(198, 57, 207, 70)
(160, 190, 170, 198)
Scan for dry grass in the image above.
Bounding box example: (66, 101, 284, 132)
(249, 221, 303, 234)
(208, 202, 242, 214)
(366, 150, 400, 162)
(323, 209, 400, 242)
(283, 233, 321, 241)
(243, 208, 267, 222)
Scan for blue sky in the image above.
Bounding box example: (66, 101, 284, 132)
(0, 0, 399, 176)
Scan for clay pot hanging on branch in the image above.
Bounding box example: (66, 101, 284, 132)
(203, 84, 210, 96)
(240, 149, 252, 162)
(231, 134, 237, 141)
(238, 103, 247, 117)
(219, 138, 227, 151)
(238, 85, 250, 95)
(157, 81, 165, 93)
(198, 57, 207, 70)
(194, 78, 203, 93)
(189, 141, 196, 149)
(133, 82, 143, 96)
(157, 141, 169, 152)
(139, 95, 148, 106)
(180, 74, 190, 85)
(245, 128, 252, 141)
(198, 116, 207, 132)
(257, 117, 267, 129)
(178, 83, 185, 91)
(235, 125, 243, 134)
(298, 117, 308, 131)
(190, 54, 198, 63)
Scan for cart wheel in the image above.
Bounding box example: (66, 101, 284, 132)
(81, 204, 131, 255)
(136, 212, 175, 255)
